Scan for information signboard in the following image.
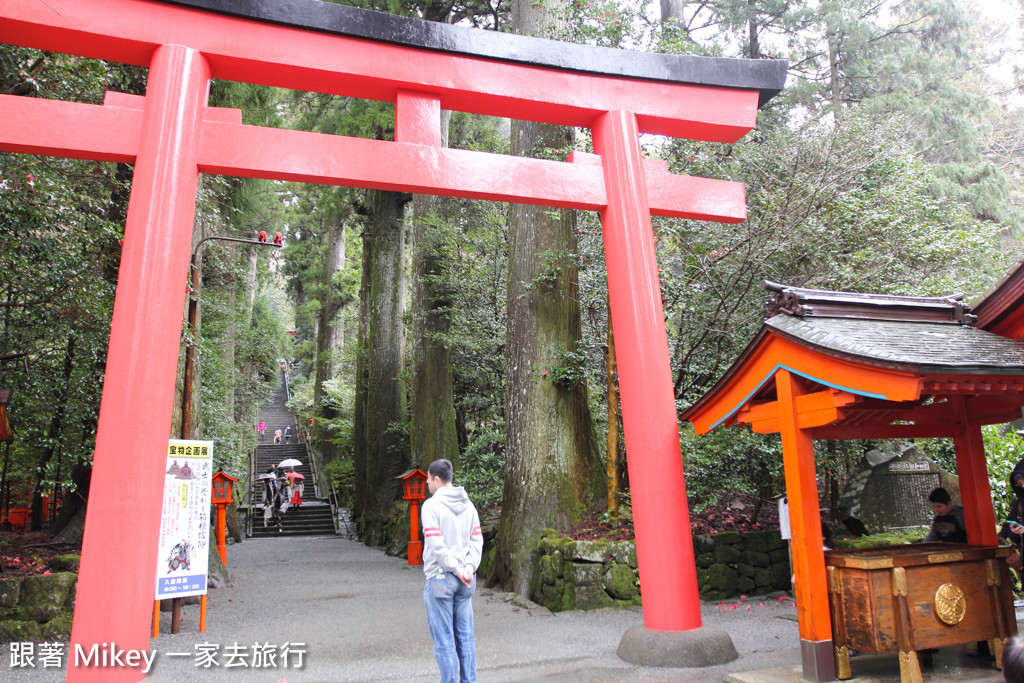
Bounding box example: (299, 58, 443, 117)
(154, 439, 213, 599)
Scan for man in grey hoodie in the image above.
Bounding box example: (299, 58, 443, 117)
(421, 459, 483, 683)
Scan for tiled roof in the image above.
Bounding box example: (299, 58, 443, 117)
(767, 314, 1024, 374)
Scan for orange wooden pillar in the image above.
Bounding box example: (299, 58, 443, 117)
(951, 397, 999, 546)
(776, 369, 834, 682)
(67, 44, 209, 683)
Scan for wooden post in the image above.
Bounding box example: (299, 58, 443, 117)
(776, 369, 834, 682)
(951, 397, 998, 545)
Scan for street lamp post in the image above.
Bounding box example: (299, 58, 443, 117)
(180, 232, 281, 439)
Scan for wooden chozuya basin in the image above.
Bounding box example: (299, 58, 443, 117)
(824, 543, 1017, 683)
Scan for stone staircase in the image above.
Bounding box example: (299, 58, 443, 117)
(250, 373, 336, 537)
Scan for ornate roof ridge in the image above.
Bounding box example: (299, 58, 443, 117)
(763, 281, 975, 325)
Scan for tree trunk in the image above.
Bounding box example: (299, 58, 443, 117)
(243, 245, 258, 330)
(660, 0, 684, 24)
(605, 311, 620, 515)
(223, 242, 237, 432)
(352, 218, 371, 510)
(747, 0, 761, 59)
(31, 333, 75, 530)
(495, 0, 603, 597)
(410, 112, 460, 469)
(827, 18, 843, 119)
(353, 190, 411, 545)
(314, 214, 347, 463)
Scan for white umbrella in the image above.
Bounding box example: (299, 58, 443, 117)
(278, 458, 302, 468)
(257, 473, 276, 480)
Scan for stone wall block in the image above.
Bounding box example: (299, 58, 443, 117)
(714, 531, 742, 545)
(610, 541, 637, 567)
(692, 534, 715, 555)
(19, 573, 77, 623)
(0, 578, 20, 608)
(770, 561, 792, 590)
(707, 563, 738, 594)
(539, 555, 557, 585)
(603, 564, 640, 600)
(745, 550, 770, 568)
(745, 531, 783, 554)
(563, 540, 610, 563)
(754, 567, 772, 588)
(49, 554, 81, 572)
(714, 542, 743, 564)
(573, 583, 615, 611)
(564, 561, 603, 586)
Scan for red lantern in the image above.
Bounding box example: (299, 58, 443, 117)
(397, 468, 428, 565)
(211, 471, 238, 566)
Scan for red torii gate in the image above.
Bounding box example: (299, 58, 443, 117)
(0, 1, 785, 679)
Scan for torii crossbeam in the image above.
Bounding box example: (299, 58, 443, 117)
(0, 1, 786, 680)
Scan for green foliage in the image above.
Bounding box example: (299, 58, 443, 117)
(667, 110, 1009, 408)
(458, 417, 505, 515)
(0, 47, 134, 508)
(540, 346, 590, 388)
(322, 458, 356, 508)
(679, 424, 782, 511)
(983, 426, 1024, 523)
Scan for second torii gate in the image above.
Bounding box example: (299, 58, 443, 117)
(0, 1, 786, 680)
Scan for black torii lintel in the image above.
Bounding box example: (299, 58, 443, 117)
(159, 0, 788, 107)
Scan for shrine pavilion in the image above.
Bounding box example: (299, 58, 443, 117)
(681, 280, 1024, 682)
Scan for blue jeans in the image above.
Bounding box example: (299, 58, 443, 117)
(423, 572, 476, 683)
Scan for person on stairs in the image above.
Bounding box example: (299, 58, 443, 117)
(284, 425, 292, 444)
(278, 475, 291, 515)
(262, 465, 277, 504)
(269, 487, 284, 532)
(274, 428, 282, 444)
(289, 469, 303, 507)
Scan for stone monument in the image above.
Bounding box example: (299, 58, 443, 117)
(838, 444, 959, 535)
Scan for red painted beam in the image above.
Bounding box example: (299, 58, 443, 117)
(0, 94, 139, 163)
(0, 93, 748, 221)
(1, 0, 761, 142)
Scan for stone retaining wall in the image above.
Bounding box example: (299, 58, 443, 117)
(531, 529, 791, 612)
(0, 555, 80, 642)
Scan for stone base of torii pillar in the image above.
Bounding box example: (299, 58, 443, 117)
(617, 624, 739, 667)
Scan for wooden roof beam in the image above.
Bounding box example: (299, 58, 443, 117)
(737, 388, 860, 433)
(810, 423, 962, 440)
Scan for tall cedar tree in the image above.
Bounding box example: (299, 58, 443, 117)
(494, 0, 605, 594)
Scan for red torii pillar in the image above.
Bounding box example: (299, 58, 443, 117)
(594, 111, 702, 630)
(68, 45, 210, 681)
